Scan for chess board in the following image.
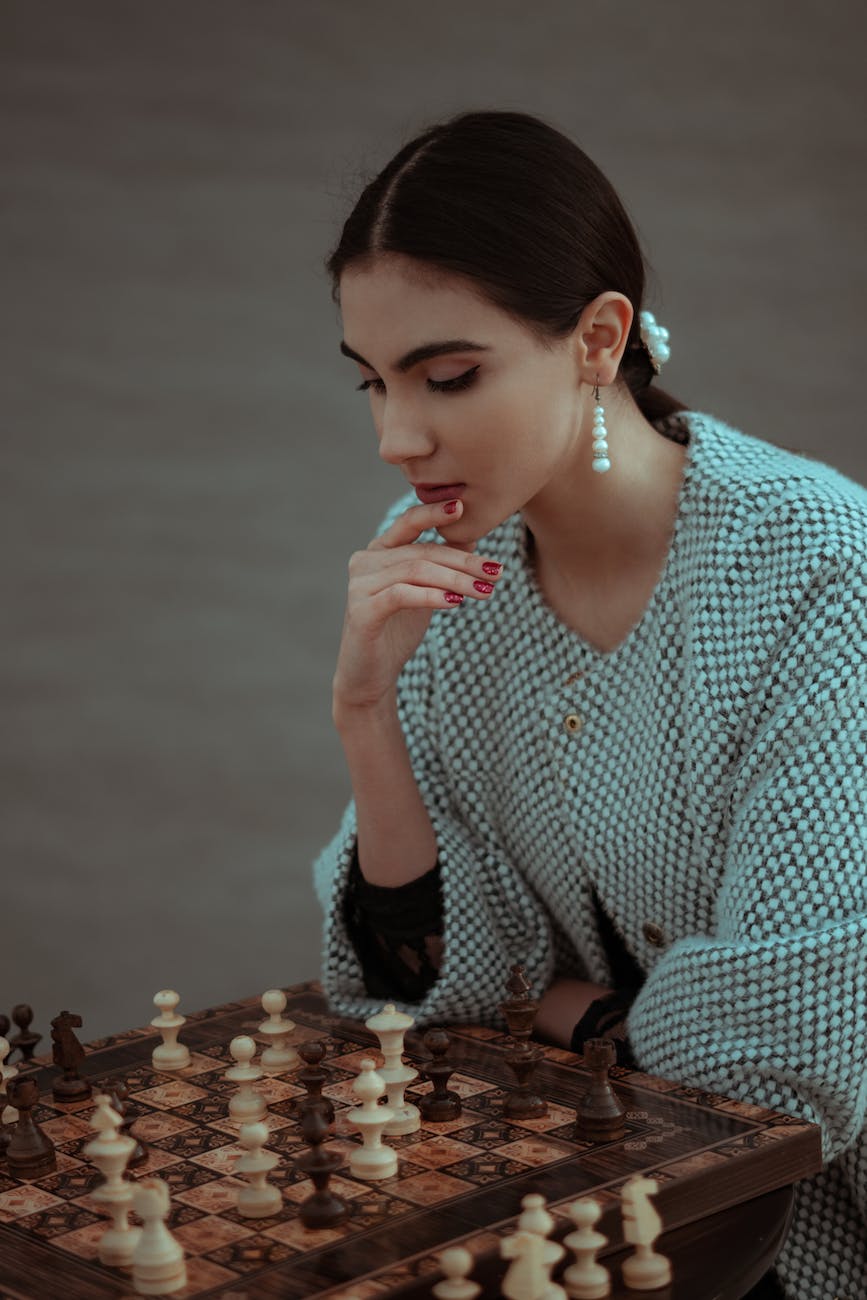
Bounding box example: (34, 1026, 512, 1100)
(0, 983, 821, 1298)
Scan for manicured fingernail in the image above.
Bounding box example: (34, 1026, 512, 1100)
(482, 562, 502, 576)
(443, 499, 459, 515)
(444, 591, 463, 604)
(473, 580, 494, 594)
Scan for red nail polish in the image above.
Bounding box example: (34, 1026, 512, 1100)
(443, 500, 459, 515)
(473, 580, 494, 594)
(482, 562, 502, 576)
(444, 591, 463, 604)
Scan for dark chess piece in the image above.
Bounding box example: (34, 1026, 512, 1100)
(296, 1104, 349, 1228)
(0, 1014, 10, 1040)
(575, 1038, 627, 1142)
(9, 1005, 42, 1063)
(0, 1035, 16, 1160)
(500, 964, 548, 1120)
(106, 1078, 148, 1166)
(296, 1041, 335, 1126)
(417, 1028, 462, 1122)
(6, 1075, 56, 1179)
(51, 1011, 92, 1102)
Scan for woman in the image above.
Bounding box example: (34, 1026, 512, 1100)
(313, 110, 866, 1298)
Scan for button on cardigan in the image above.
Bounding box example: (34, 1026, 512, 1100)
(314, 409, 867, 1298)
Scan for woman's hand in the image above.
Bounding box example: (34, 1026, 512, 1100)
(332, 498, 504, 719)
(534, 978, 613, 1048)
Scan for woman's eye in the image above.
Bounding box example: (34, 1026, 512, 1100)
(427, 365, 480, 393)
(355, 365, 480, 396)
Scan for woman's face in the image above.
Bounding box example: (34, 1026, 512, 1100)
(338, 254, 587, 544)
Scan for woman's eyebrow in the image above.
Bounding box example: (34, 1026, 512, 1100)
(339, 338, 491, 373)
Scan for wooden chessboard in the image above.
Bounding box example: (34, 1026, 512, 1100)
(0, 982, 821, 1298)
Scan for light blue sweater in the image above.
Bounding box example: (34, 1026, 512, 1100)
(314, 410, 867, 1298)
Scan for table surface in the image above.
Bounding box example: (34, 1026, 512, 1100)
(0, 984, 818, 1298)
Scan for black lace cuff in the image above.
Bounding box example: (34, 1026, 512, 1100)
(343, 851, 445, 1003)
(570, 988, 639, 1068)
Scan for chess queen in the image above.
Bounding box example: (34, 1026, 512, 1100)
(314, 110, 867, 1300)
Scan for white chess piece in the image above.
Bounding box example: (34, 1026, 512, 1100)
(84, 1093, 141, 1266)
(131, 1176, 187, 1295)
(501, 1194, 566, 1300)
(348, 1058, 397, 1180)
(365, 1003, 420, 1135)
(226, 1035, 267, 1123)
(433, 1245, 481, 1299)
(235, 1121, 282, 1217)
(0, 1036, 19, 1128)
(620, 1175, 672, 1289)
(259, 989, 299, 1071)
(150, 990, 191, 1071)
(562, 1197, 610, 1299)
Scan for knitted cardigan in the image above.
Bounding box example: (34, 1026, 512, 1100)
(313, 410, 867, 1299)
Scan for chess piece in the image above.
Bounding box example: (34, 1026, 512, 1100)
(235, 1121, 282, 1217)
(296, 1040, 335, 1125)
(0, 1036, 18, 1159)
(502, 1193, 565, 1300)
(259, 989, 299, 1071)
(84, 1093, 141, 1266)
(365, 1003, 420, 1135)
(150, 991, 191, 1072)
(574, 1039, 626, 1142)
(105, 1077, 148, 1166)
(500, 965, 547, 1120)
(348, 1059, 397, 1180)
(433, 1245, 481, 1299)
(6, 1075, 56, 1179)
(620, 1175, 672, 1289)
(562, 1197, 610, 1299)
(131, 1176, 187, 1295)
(51, 1010, 92, 1102)
(297, 1104, 349, 1228)
(226, 1036, 267, 1123)
(0, 1014, 9, 1040)
(9, 1004, 42, 1063)
(418, 1028, 462, 1122)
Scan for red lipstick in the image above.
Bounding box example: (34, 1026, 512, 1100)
(413, 483, 466, 505)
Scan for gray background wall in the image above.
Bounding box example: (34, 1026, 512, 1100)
(3, 0, 865, 1041)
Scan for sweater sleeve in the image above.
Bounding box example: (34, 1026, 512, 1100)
(626, 556, 867, 1163)
(313, 632, 560, 1025)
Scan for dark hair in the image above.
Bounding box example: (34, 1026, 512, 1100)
(326, 110, 686, 422)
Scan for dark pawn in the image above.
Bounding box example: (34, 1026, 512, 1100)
(6, 1075, 56, 1179)
(106, 1078, 148, 1166)
(9, 1005, 42, 1064)
(51, 1011, 92, 1103)
(0, 1105, 13, 1161)
(418, 1028, 462, 1122)
(575, 1038, 627, 1142)
(500, 964, 547, 1120)
(296, 1041, 335, 1126)
(296, 1105, 348, 1228)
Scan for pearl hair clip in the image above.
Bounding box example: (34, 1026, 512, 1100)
(639, 310, 671, 374)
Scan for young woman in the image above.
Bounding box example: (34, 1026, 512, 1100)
(313, 110, 866, 1298)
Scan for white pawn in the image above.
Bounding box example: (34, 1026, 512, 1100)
(365, 1003, 420, 1136)
(150, 990, 191, 1071)
(620, 1175, 672, 1290)
(502, 1194, 565, 1300)
(226, 1035, 267, 1123)
(235, 1121, 282, 1218)
(131, 1177, 187, 1295)
(433, 1245, 481, 1299)
(259, 989, 299, 1072)
(84, 1093, 141, 1267)
(563, 1198, 610, 1299)
(0, 1037, 19, 1128)
(348, 1058, 397, 1180)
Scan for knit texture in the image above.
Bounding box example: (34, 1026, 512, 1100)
(313, 410, 867, 1299)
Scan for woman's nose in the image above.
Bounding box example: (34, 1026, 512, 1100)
(377, 402, 436, 465)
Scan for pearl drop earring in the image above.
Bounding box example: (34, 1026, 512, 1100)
(591, 377, 610, 473)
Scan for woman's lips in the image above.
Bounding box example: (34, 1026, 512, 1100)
(414, 483, 466, 505)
